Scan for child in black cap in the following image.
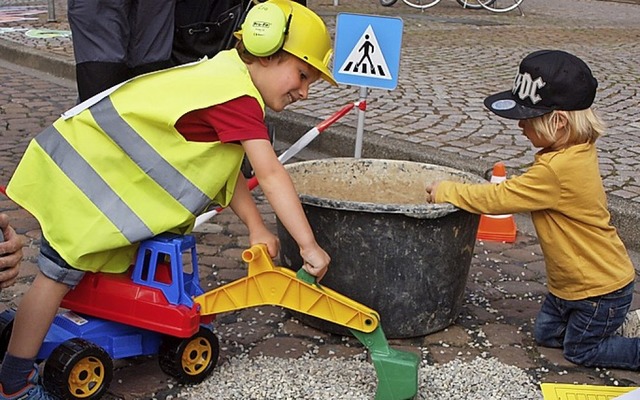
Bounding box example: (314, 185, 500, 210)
(426, 49, 639, 370)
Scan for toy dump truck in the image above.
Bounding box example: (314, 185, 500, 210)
(0, 233, 419, 400)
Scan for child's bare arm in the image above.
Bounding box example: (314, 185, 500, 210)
(242, 139, 330, 279)
(228, 174, 280, 258)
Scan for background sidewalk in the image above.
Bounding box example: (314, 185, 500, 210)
(1, 0, 638, 251)
(1, 0, 640, 398)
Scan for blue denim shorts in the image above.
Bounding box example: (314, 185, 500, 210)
(38, 237, 85, 288)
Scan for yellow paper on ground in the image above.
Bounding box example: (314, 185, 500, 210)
(541, 383, 639, 399)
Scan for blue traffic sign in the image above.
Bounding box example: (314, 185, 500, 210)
(333, 13, 403, 90)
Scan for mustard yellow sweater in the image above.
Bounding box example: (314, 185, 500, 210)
(435, 143, 634, 300)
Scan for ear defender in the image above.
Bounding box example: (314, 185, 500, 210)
(241, 2, 289, 57)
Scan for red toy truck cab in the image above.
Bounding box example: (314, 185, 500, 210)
(61, 233, 213, 338)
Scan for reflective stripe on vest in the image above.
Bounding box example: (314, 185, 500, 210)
(90, 97, 210, 216)
(35, 124, 153, 243)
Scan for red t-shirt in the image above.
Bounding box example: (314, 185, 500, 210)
(175, 95, 269, 143)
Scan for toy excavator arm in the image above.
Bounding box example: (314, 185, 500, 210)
(193, 244, 380, 333)
(194, 244, 420, 400)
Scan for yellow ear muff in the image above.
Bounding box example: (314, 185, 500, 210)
(241, 2, 288, 57)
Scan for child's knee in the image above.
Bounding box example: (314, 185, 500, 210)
(37, 242, 85, 289)
(534, 322, 564, 348)
(535, 335, 563, 349)
(562, 344, 596, 367)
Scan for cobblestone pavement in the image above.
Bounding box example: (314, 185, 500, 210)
(0, 0, 639, 250)
(0, 0, 640, 399)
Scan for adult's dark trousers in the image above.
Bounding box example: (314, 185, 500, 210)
(74, 59, 173, 102)
(68, 0, 175, 102)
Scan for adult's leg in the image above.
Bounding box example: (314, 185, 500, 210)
(68, 0, 133, 101)
(127, 0, 176, 76)
(74, 62, 131, 102)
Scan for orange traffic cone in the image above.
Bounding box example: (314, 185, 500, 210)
(476, 162, 517, 243)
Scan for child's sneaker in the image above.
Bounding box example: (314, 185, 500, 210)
(617, 309, 640, 338)
(0, 366, 57, 400)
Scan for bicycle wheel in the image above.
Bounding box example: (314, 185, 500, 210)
(401, 0, 441, 10)
(380, 0, 399, 6)
(478, 0, 524, 13)
(456, 0, 496, 10)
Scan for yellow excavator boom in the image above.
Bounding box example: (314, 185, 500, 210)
(193, 244, 379, 333)
(194, 244, 419, 400)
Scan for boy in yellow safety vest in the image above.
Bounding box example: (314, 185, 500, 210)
(0, 1, 335, 398)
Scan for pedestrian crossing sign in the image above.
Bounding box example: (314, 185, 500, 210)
(333, 13, 403, 90)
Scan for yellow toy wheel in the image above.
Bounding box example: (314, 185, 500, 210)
(159, 327, 219, 384)
(44, 338, 113, 399)
(66, 354, 107, 398)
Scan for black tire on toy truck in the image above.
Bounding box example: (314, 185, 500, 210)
(43, 338, 114, 400)
(159, 326, 219, 384)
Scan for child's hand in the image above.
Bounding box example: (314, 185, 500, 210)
(300, 245, 330, 281)
(425, 181, 440, 204)
(249, 227, 281, 259)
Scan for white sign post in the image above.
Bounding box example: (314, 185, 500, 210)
(333, 13, 403, 158)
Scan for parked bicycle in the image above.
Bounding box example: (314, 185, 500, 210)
(380, 0, 524, 14)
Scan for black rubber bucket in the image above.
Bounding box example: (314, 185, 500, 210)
(276, 158, 485, 339)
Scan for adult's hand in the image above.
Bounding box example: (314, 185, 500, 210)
(0, 213, 24, 289)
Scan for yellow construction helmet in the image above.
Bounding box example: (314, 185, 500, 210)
(235, 0, 337, 86)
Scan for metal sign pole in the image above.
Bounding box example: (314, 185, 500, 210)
(47, 0, 57, 22)
(354, 86, 368, 158)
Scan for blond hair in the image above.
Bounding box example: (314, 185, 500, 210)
(531, 108, 605, 148)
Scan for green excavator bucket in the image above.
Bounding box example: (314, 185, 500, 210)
(351, 326, 420, 400)
(294, 267, 420, 399)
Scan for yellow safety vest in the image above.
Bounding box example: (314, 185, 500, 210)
(7, 49, 264, 273)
